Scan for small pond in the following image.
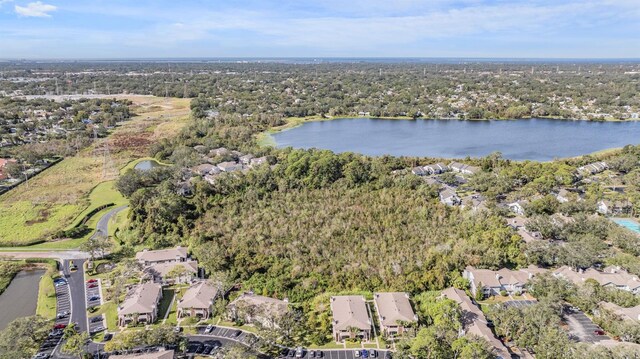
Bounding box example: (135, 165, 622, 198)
(0, 269, 44, 330)
(134, 160, 161, 171)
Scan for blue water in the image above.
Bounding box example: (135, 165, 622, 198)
(612, 219, 640, 234)
(272, 118, 640, 161)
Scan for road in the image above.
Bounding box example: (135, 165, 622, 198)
(91, 205, 128, 240)
(63, 259, 89, 334)
(0, 250, 89, 260)
(564, 309, 609, 343)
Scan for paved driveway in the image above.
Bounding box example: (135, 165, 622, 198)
(564, 310, 609, 343)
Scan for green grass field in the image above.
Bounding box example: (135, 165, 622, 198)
(36, 262, 58, 320)
(0, 96, 190, 247)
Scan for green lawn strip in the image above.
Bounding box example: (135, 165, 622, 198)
(157, 289, 175, 321)
(308, 341, 345, 350)
(36, 261, 59, 320)
(66, 181, 127, 230)
(92, 301, 118, 332)
(362, 343, 378, 349)
(344, 341, 362, 349)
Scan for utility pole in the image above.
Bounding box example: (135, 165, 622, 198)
(55, 78, 60, 96)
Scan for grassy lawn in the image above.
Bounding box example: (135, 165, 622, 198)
(345, 341, 362, 349)
(0, 96, 190, 247)
(158, 289, 175, 322)
(36, 263, 58, 320)
(308, 341, 345, 350)
(92, 301, 118, 332)
(363, 343, 378, 349)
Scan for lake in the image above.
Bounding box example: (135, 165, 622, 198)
(272, 118, 640, 161)
(134, 160, 160, 171)
(0, 269, 44, 330)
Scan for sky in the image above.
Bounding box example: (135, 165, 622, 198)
(0, 0, 639, 59)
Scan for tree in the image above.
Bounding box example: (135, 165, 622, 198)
(0, 315, 50, 359)
(80, 234, 112, 261)
(61, 331, 89, 357)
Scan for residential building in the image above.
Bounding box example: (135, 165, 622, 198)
(144, 260, 198, 284)
(597, 199, 632, 215)
(0, 158, 17, 180)
(250, 156, 268, 167)
(217, 161, 243, 172)
(552, 266, 640, 294)
(556, 188, 572, 203)
(507, 216, 541, 243)
(441, 288, 511, 359)
(330, 295, 372, 342)
(597, 302, 640, 323)
(209, 147, 229, 157)
(411, 166, 426, 176)
(135, 246, 189, 266)
(463, 266, 547, 298)
(227, 292, 288, 328)
(373, 292, 417, 337)
(177, 281, 219, 320)
(424, 163, 448, 175)
(239, 154, 254, 165)
(109, 350, 174, 359)
(448, 162, 480, 175)
(439, 187, 461, 206)
(577, 161, 608, 176)
(461, 194, 487, 212)
(507, 201, 528, 216)
(118, 282, 163, 326)
(191, 163, 216, 176)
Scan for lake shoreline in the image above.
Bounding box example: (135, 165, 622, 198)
(263, 117, 637, 162)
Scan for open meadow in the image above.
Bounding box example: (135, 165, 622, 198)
(0, 96, 190, 246)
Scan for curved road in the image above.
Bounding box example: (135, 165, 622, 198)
(91, 205, 128, 240)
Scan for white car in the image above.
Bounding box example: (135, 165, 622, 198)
(204, 324, 214, 334)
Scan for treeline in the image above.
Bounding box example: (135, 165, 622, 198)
(1, 61, 639, 120)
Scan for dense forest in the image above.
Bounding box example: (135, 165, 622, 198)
(2, 61, 639, 120)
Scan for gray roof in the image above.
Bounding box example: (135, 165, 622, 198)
(374, 292, 417, 326)
(178, 281, 219, 310)
(136, 247, 188, 263)
(330, 295, 371, 331)
(118, 282, 162, 315)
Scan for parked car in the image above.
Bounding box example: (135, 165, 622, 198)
(103, 333, 113, 342)
(88, 283, 98, 288)
(53, 324, 66, 329)
(33, 352, 49, 359)
(87, 279, 97, 283)
(355, 350, 361, 357)
(56, 311, 69, 319)
(295, 347, 304, 358)
(174, 325, 182, 333)
(88, 296, 100, 301)
(204, 324, 214, 334)
(594, 330, 605, 335)
(385, 352, 393, 359)
(369, 349, 377, 357)
(91, 316, 103, 323)
(309, 350, 316, 358)
(362, 350, 369, 358)
(317, 352, 323, 358)
(234, 330, 242, 337)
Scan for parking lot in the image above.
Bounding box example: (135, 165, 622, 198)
(34, 276, 72, 358)
(564, 310, 609, 343)
(88, 314, 106, 335)
(502, 300, 536, 308)
(276, 349, 389, 359)
(86, 278, 102, 309)
(195, 325, 259, 347)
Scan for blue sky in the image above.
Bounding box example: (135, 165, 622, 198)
(0, 0, 639, 58)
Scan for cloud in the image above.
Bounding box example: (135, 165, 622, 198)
(15, 1, 56, 17)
